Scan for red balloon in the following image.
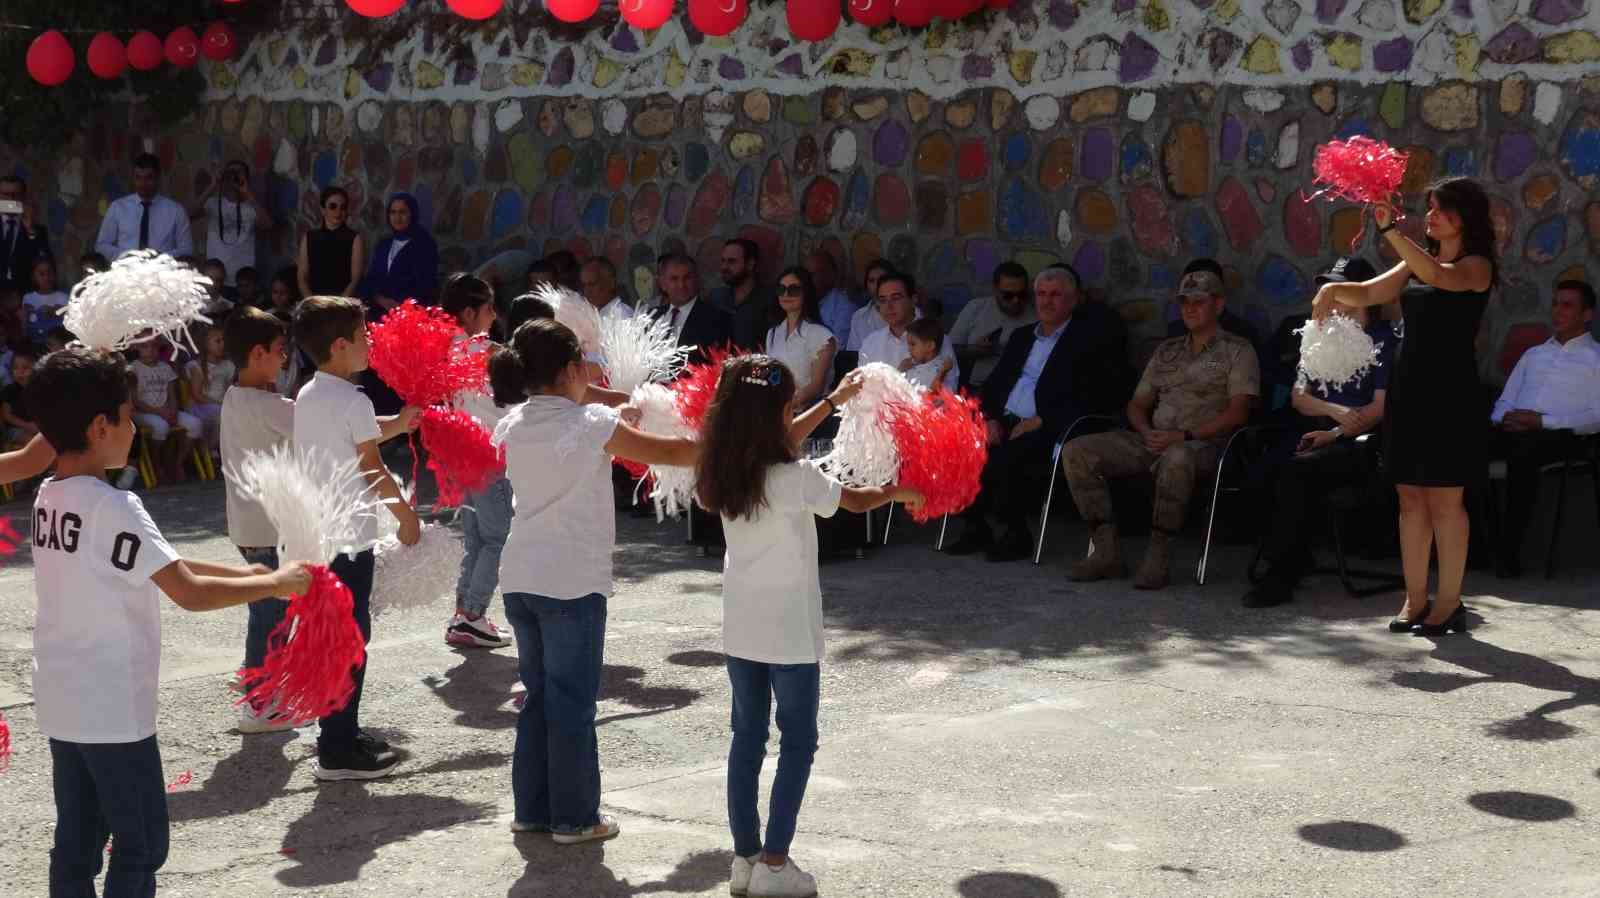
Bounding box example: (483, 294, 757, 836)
(620, 0, 674, 30)
(893, 0, 933, 25)
(689, 0, 747, 35)
(546, 0, 600, 20)
(87, 32, 127, 79)
(447, 0, 504, 17)
(848, 0, 894, 26)
(26, 30, 75, 87)
(165, 27, 200, 68)
(787, 0, 841, 40)
(347, 0, 407, 15)
(128, 31, 163, 70)
(201, 23, 237, 61)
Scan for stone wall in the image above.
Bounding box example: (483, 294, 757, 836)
(5, 1, 1600, 378)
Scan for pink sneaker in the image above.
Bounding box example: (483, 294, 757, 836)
(445, 613, 512, 648)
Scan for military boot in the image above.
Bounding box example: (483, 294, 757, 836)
(1133, 529, 1173, 590)
(1068, 524, 1127, 581)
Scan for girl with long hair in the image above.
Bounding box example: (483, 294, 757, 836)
(1312, 177, 1497, 636)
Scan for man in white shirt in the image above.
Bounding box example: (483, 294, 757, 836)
(948, 261, 1039, 389)
(580, 256, 633, 319)
(189, 160, 273, 286)
(805, 249, 858, 350)
(856, 271, 960, 381)
(1489, 279, 1600, 576)
(96, 152, 194, 260)
(845, 261, 896, 353)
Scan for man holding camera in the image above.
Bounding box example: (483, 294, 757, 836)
(0, 175, 50, 293)
(190, 160, 272, 288)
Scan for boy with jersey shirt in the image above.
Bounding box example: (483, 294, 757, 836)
(291, 296, 420, 781)
(28, 348, 309, 897)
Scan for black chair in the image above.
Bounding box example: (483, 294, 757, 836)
(1486, 431, 1600, 578)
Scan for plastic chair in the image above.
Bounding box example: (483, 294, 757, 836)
(1031, 414, 1122, 564)
(1195, 425, 1276, 586)
(176, 380, 217, 481)
(133, 426, 158, 489)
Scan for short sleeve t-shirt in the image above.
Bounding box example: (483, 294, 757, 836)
(495, 396, 620, 600)
(1, 381, 31, 423)
(1136, 332, 1261, 434)
(130, 360, 177, 409)
(32, 476, 180, 743)
(720, 460, 843, 665)
(185, 358, 237, 404)
(23, 291, 68, 343)
(222, 385, 296, 547)
(294, 371, 383, 546)
(765, 321, 836, 397)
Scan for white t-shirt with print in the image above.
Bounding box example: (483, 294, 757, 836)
(32, 475, 180, 743)
(720, 460, 843, 665)
(765, 320, 837, 398)
(130, 359, 177, 409)
(222, 385, 296, 547)
(495, 396, 620, 601)
(294, 371, 383, 547)
(185, 358, 237, 404)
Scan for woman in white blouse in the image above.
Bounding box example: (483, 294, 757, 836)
(764, 267, 837, 409)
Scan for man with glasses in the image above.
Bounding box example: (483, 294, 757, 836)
(948, 261, 1039, 389)
(1060, 268, 1259, 589)
(857, 271, 961, 378)
(0, 175, 51, 293)
(96, 153, 193, 260)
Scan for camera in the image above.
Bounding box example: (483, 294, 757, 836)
(0, 200, 22, 217)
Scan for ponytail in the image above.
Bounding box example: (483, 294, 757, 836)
(491, 319, 583, 404)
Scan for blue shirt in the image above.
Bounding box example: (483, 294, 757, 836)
(96, 194, 193, 260)
(818, 288, 857, 350)
(1004, 322, 1067, 420)
(1309, 321, 1396, 408)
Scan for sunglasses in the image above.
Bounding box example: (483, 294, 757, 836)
(778, 283, 805, 297)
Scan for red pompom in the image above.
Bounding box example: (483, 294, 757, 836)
(0, 517, 19, 556)
(0, 711, 11, 773)
(238, 566, 366, 725)
(671, 346, 740, 431)
(1310, 137, 1409, 206)
(367, 301, 488, 408)
(887, 389, 988, 522)
(418, 406, 505, 508)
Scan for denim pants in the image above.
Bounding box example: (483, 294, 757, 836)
(318, 549, 375, 756)
(503, 591, 606, 831)
(725, 656, 820, 858)
(238, 546, 289, 676)
(49, 735, 168, 898)
(455, 477, 512, 618)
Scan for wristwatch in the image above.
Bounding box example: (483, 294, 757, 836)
(1329, 425, 1344, 438)
(1377, 222, 1396, 235)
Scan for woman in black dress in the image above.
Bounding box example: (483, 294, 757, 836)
(296, 185, 365, 298)
(1312, 177, 1497, 637)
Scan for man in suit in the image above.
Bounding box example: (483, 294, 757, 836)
(0, 175, 51, 293)
(946, 263, 1133, 562)
(651, 252, 732, 367)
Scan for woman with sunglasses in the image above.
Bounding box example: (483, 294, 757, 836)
(297, 185, 365, 299)
(764, 267, 836, 411)
(191, 160, 273, 292)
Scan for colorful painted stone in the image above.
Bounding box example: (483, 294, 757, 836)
(551, 188, 578, 233)
(1329, 207, 1364, 252)
(1522, 174, 1560, 211)
(999, 178, 1049, 240)
(874, 120, 910, 167)
(1215, 177, 1263, 250)
(875, 173, 911, 226)
(1163, 121, 1210, 198)
(1493, 132, 1538, 180)
(1038, 138, 1073, 190)
(733, 165, 756, 221)
(461, 190, 491, 242)
(578, 195, 606, 234)
(1076, 189, 1118, 235)
(759, 157, 795, 224)
(1120, 136, 1154, 185)
(1525, 216, 1567, 263)
(609, 195, 626, 231)
(1069, 87, 1119, 123)
(729, 132, 767, 161)
(685, 143, 710, 182)
(1182, 207, 1218, 257)
(688, 171, 730, 237)
(1256, 255, 1308, 306)
(547, 146, 574, 179)
(804, 177, 842, 227)
(1119, 33, 1159, 82)
(664, 183, 688, 229)
(1002, 134, 1030, 172)
(1559, 115, 1600, 187)
(631, 149, 659, 185)
(842, 171, 870, 229)
(1220, 116, 1242, 163)
(1073, 241, 1107, 283)
(1283, 193, 1321, 257)
(956, 190, 991, 235)
(916, 132, 955, 176)
(795, 136, 819, 178)
(632, 184, 662, 238)
(1079, 128, 1115, 182)
(633, 95, 678, 139)
(1127, 186, 1175, 256)
(1420, 82, 1480, 131)
(914, 182, 948, 231)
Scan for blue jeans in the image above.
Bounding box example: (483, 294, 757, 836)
(503, 592, 606, 832)
(318, 549, 374, 756)
(49, 736, 168, 898)
(726, 657, 820, 858)
(455, 477, 512, 618)
(238, 546, 289, 674)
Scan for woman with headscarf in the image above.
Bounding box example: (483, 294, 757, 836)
(362, 193, 440, 317)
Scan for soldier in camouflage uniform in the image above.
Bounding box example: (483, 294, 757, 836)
(1061, 268, 1260, 589)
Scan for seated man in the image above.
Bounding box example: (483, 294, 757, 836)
(1489, 279, 1600, 576)
(857, 271, 960, 379)
(1165, 258, 1266, 362)
(945, 264, 1130, 561)
(948, 260, 1038, 389)
(1242, 260, 1397, 608)
(1062, 267, 1259, 589)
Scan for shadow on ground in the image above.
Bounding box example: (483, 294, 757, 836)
(507, 842, 730, 896)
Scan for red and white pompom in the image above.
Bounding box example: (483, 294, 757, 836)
(673, 347, 739, 432)
(1296, 313, 1381, 390)
(64, 251, 212, 355)
(1310, 137, 1409, 207)
(536, 284, 603, 360)
(370, 523, 463, 617)
(367, 301, 488, 408)
(240, 567, 366, 724)
(0, 711, 11, 773)
(418, 406, 505, 509)
(819, 362, 925, 487)
(628, 381, 699, 519)
(599, 311, 687, 395)
(887, 388, 988, 522)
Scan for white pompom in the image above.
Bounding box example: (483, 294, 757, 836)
(534, 284, 603, 360)
(228, 445, 384, 564)
(64, 251, 212, 355)
(628, 381, 698, 519)
(599, 312, 688, 395)
(818, 362, 925, 487)
(370, 523, 463, 617)
(1297, 313, 1380, 391)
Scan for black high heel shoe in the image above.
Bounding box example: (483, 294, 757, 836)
(1412, 603, 1468, 637)
(1388, 600, 1432, 633)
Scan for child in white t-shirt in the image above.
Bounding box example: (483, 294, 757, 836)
(693, 356, 923, 898)
(184, 324, 236, 453)
(28, 348, 308, 897)
(130, 340, 204, 483)
(220, 308, 301, 733)
(290, 295, 421, 782)
(23, 257, 69, 345)
(901, 316, 954, 391)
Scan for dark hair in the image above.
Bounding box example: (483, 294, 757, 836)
(695, 355, 799, 522)
(906, 317, 945, 352)
(28, 348, 130, 454)
(293, 295, 366, 365)
(505, 292, 556, 335)
(775, 266, 821, 326)
(877, 270, 917, 299)
(269, 266, 301, 306)
(527, 259, 557, 283)
(45, 327, 71, 347)
(235, 265, 259, 283)
(545, 250, 580, 287)
(992, 261, 1029, 285)
(863, 258, 895, 290)
(1556, 279, 1597, 311)
(659, 252, 696, 275)
(11, 343, 41, 364)
(1427, 177, 1499, 289)
(1042, 262, 1083, 293)
(79, 252, 109, 272)
(583, 256, 618, 279)
(132, 152, 160, 174)
(0, 174, 23, 189)
(205, 257, 225, 271)
(441, 272, 495, 321)
(726, 238, 760, 266)
(29, 254, 57, 287)
(318, 185, 348, 208)
(225, 306, 287, 369)
(489, 319, 583, 402)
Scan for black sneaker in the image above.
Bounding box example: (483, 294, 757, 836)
(315, 743, 400, 782)
(355, 729, 391, 755)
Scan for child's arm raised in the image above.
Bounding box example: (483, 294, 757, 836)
(789, 370, 865, 446)
(356, 438, 421, 545)
(0, 434, 53, 482)
(605, 425, 698, 469)
(376, 405, 421, 442)
(152, 559, 311, 612)
(583, 384, 630, 407)
(839, 485, 925, 515)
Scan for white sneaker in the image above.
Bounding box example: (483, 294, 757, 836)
(115, 468, 139, 490)
(236, 703, 302, 734)
(730, 854, 761, 896)
(551, 814, 621, 845)
(445, 612, 513, 648)
(748, 859, 817, 898)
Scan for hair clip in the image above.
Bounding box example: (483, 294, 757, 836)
(740, 365, 783, 387)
